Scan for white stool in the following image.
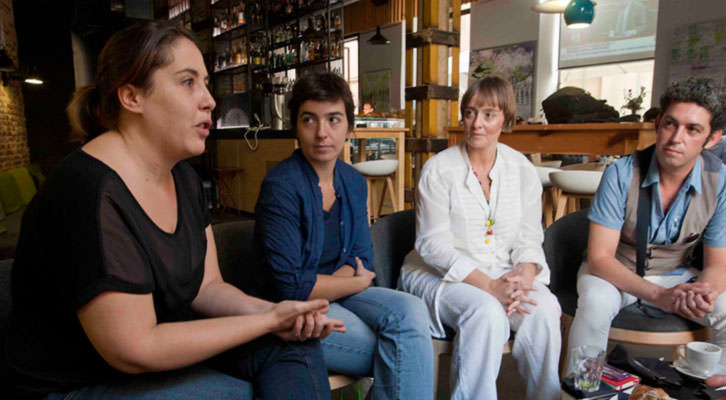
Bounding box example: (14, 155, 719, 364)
(549, 170, 603, 221)
(352, 159, 400, 223)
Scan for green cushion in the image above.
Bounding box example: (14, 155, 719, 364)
(0, 172, 22, 214)
(7, 167, 36, 205)
(27, 164, 46, 188)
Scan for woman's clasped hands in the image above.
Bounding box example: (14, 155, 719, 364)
(270, 299, 346, 341)
(489, 266, 538, 316)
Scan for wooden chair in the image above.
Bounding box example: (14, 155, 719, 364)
(370, 210, 512, 400)
(544, 209, 709, 374)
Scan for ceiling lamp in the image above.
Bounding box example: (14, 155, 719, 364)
(23, 67, 44, 85)
(564, 0, 595, 29)
(531, 0, 569, 13)
(368, 26, 390, 45)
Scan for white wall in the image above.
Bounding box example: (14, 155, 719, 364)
(652, 0, 726, 105)
(469, 0, 539, 51)
(469, 0, 557, 119)
(358, 23, 405, 112)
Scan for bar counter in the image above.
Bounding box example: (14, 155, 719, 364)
(446, 122, 656, 155)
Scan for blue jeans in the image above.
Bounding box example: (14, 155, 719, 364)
(322, 287, 434, 400)
(44, 335, 330, 400)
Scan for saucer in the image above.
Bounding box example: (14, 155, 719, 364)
(673, 359, 726, 380)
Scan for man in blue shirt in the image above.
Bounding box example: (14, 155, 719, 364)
(567, 78, 726, 370)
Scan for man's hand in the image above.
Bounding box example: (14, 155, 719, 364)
(651, 282, 715, 316)
(673, 282, 718, 319)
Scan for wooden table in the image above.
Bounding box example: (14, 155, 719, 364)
(446, 122, 656, 155)
(343, 128, 407, 212)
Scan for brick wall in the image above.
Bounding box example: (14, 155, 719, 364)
(0, 0, 30, 171)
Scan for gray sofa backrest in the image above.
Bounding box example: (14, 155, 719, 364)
(211, 220, 263, 294)
(370, 210, 415, 289)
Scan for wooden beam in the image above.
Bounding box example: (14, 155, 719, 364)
(405, 137, 450, 153)
(405, 84, 459, 101)
(406, 28, 459, 48)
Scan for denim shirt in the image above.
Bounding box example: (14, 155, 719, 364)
(254, 149, 373, 301)
(589, 152, 726, 248)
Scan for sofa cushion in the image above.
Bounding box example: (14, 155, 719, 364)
(0, 172, 22, 214)
(7, 167, 36, 206)
(26, 164, 46, 189)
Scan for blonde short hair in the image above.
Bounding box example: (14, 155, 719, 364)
(460, 76, 517, 132)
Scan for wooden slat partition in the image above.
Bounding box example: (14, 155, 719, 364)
(344, 0, 406, 36)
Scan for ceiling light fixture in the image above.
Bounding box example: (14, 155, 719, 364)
(368, 26, 390, 45)
(564, 0, 595, 29)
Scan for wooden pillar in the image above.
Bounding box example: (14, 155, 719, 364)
(403, 0, 460, 208)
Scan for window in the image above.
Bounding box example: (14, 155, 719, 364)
(558, 59, 655, 116)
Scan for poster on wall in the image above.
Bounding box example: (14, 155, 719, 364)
(361, 69, 391, 113)
(469, 41, 535, 120)
(668, 19, 726, 95)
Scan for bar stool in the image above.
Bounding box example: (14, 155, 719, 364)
(535, 166, 560, 227)
(550, 170, 603, 221)
(352, 159, 400, 223)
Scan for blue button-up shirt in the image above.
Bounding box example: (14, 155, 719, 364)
(254, 149, 374, 301)
(589, 153, 726, 248)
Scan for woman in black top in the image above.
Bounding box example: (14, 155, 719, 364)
(3, 21, 342, 399)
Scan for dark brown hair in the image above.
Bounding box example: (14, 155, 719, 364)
(659, 77, 725, 138)
(460, 76, 517, 132)
(287, 71, 355, 133)
(67, 20, 196, 141)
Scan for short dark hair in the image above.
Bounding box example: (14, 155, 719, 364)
(643, 107, 660, 122)
(67, 20, 196, 141)
(460, 76, 517, 132)
(287, 72, 355, 133)
(659, 78, 725, 135)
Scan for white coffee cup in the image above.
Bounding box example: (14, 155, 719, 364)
(677, 341, 722, 375)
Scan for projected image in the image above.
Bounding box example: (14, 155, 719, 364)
(559, 0, 658, 68)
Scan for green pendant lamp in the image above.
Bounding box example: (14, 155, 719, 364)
(564, 0, 595, 29)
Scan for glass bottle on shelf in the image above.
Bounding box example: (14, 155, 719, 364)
(237, 1, 245, 25)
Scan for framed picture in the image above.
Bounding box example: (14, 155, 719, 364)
(469, 41, 536, 120)
(361, 69, 391, 113)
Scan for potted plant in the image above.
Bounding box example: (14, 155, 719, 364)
(621, 86, 647, 122)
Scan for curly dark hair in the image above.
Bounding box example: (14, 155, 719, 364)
(659, 78, 725, 137)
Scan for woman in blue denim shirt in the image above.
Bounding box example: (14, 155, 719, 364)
(255, 72, 434, 400)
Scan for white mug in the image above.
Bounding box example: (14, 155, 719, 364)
(677, 341, 722, 375)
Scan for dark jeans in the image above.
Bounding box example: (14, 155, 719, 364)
(45, 335, 331, 400)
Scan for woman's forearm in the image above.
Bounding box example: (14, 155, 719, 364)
(308, 274, 368, 301)
(118, 314, 276, 373)
(191, 281, 274, 317)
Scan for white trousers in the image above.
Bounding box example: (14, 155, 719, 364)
(438, 280, 562, 400)
(567, 265, 726, 372)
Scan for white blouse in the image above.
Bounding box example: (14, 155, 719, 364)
(413, 142, 549, 284)
(400, 142, 550, 337)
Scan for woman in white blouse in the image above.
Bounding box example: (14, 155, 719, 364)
(399, 76, 561, 400)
